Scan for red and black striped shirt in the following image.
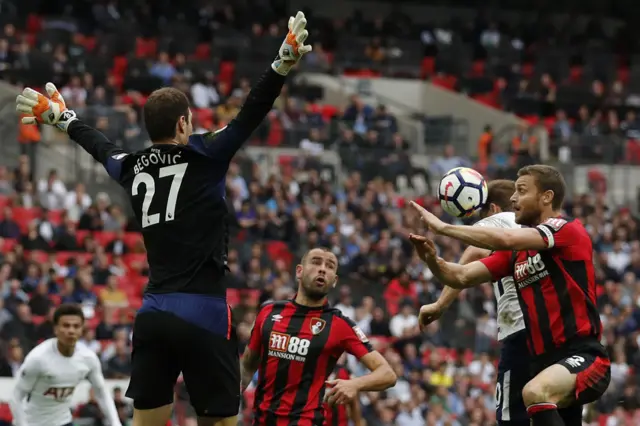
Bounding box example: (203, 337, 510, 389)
(480, 217, 602, 358)
(248, 300, 373, 426)
(323, 365, 351, 426)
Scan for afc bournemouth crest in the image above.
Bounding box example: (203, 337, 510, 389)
(310, 318, 326, 335)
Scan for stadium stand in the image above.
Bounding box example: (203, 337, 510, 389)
(0, 0, 638, 425)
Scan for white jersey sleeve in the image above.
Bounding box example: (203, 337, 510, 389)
(474, 211, 518, 229)
(86, 351, 122, 426)
(10, 350, 42, 426)
(473, 212, 525, 340)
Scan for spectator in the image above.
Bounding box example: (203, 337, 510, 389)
(100, 275, 128, 309)
(430, 144, 471, 177)
(149, 52, 176, 84)
(0, 207, 20, 239)
(105, 339, 132, 378)
(1, 303, 36, 350)
(389, 301, 419, 338)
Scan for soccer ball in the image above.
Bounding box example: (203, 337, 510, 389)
(438, 167, 488, 218)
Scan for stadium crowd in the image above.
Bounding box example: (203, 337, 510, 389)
(0, 0, 638, 425)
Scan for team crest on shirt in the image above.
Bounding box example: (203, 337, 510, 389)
(310, 318, 326, 335)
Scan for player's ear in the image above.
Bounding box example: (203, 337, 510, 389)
(489, 203, 500, 214)
(295, 264, 303, 280)
(332, 275, 338, 288)
(542, 190, 554, 206)
(177, 115, 187, 134)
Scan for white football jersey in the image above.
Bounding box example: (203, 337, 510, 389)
(12, 338, 117, 426)
(474, 212, 525, 340)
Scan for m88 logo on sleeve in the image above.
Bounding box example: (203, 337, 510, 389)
(268, 331, 310, 362)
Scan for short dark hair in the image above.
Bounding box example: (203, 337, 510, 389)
(53, 304, 85, 325)
(300, 247, 334, 264)
(143, 88, 190, 142)
(481, 179, 515, 214)
(518, 165, 566, 210)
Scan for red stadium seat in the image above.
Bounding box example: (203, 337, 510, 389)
(420, 57, 435, 78)
(194, 43, 211, 60)
(56, 251, 78, 266)
(83, 36, 97, 51)
(1, 239, 16, 253)
(430, 74, 457, 91)
(47, 209, 64, 225)
(240, 289, 261, 306)
(76, 230, 90, 245)
(12, 206, 40, 234)
(126, 275, 148, 292)
(26, 250, 48, 264)
(124, 253, 147, 268)
(26, 14, 43, 33)
(94, 231, 116, 247)
(0, 402, 12, 422)
(129, 296, 143, 310)
(470, 60, 485, 77)
(123, 232, 143, 249)
(0, 195, 9, 210)
(320, 104, 338, 121)
(112, 56, 128, 77)
(227, 288, 240, 307)
(569, 66, 583, 83)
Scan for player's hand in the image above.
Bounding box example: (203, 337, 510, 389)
(409, 233, 437, 261)
(271, 11, 312, 76)
(418, 303, 444, 329)
(409, 200, 446, 233)
(16, 83, 77, 132)
(324, 379, 359, 406)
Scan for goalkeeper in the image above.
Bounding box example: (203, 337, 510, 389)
(17, 12, 311, 426)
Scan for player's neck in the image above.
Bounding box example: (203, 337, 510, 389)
(56, 340, 76, 357)
(536, 209, 563, 226)
(153, 138, 180, 146)
(294, 293, 327, 308)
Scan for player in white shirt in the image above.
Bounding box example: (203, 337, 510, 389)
(9, 304, 122, 426)
(417, 180, 531, 426)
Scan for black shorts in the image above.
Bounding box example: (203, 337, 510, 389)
(533, 340, 611, 406)
(125, 293, 240, 418)
(557, 350, 611, 405)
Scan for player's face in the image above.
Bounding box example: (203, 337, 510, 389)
(511, 175, 545, 226)
(296, 249, 338, 301)
(54, 315, 84, 346)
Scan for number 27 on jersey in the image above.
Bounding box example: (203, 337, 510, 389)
(132, 164, 188, 228)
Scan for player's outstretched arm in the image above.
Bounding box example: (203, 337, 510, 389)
(410, 201, 549, 251)
(420, 244, 492, 327)
(409, 234, 494, 289)
(196, 11, 312, 163)
(87, 354, 123, 426)
(9, 354, 41, 426)
(16, 84, 129, 182)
